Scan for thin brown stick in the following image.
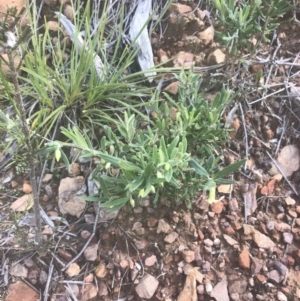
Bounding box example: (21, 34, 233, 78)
(6, 48, 42, 246)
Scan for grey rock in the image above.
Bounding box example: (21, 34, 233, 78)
(283, 232, 293, 244)
(210, 281, 229, 301)
(228, 277, 247, 295)
(267, 270, 282, 283)
(273, 261, 288, 276)
(135, 274, 159, 299)
(164, 231, 179, 244)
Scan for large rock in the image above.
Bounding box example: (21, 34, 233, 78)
(5, 281, 39, 301)
(58, 176, 86, 217)
(207, 49, 226, 65)
(211, 281, 229, 301)
(135, 274, 159, 299)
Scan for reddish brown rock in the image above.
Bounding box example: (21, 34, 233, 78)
(164, 81, 180, 95)
(238, 246, 250, 270)
(211, 201, 224, 214)
(6, 281, 40, 301)
(256, 274, 267, 283)
(223, 226, 236, 236)
(23, 182, 32, 194)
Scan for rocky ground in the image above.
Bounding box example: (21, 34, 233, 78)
(1, 0, 300, 301)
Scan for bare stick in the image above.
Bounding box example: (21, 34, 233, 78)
(43, 260, 54, 301)
(6, 48, 42, 246)
(239, 103, 248, 170)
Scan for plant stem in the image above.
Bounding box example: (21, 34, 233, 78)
(6, 48, 42, 246)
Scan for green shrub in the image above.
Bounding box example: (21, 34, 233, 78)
(38, 70, 245, 210)
(212, 0, 291, 54)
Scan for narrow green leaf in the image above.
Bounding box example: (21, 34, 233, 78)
(119, 160, 142, 172)
(167, 136, 179, 157)
(189, 158, 210, 178)
(99, 177, 109, 196)
(213, 159, 246, 180)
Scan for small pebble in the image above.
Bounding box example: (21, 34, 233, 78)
(277, 291, 287, 301)
(283, 232, 293, 244)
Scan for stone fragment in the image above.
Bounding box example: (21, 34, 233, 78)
(204, 239, 214, 247)
(95, 263, 107, 278)
(84, 245, 98, 261)
(9, 263, 28, 278)
(273, 261, 288, 276)
(218, 184, 231, 194)
(10, 194, 33, 212)
(277, 292, 288, 301)
(223, 234, 238, 246)
(164, 81, 180, 95)
(157, 219, 172, 234)
(211, 281, 229, 301)
(68, 163, 81, 176)
(283, 232, 293, 244)
(98, 281, 108, 296)
(134, 239, 148, 250)
(132, 221, 143, 231)
(5, 281, 39, 301)
(39, 270, 48, 285)
(288, 210, 297, 218)
(66, 263, 80, 277)
(42, 173, 53, 183)
(156, 49, 169, 63)
(207, 49, 226, 65)
(164, 231, 179, 244)
(285, 196, 296, 206)
(197, 284, 205, 294)
(120, 259, 129, 269)
(81, 230, 91, 240)
(223, 226, 236, 235)
(198, 26, 214, 45)
(275, 222, 291, 232)
(85, 274, 94, 283)
(64, 4, 74, 20)
(253, 230, 275, 249)
(177, 269, 198, 301)
(169, 3, 192, 14)
(58, 176, 86, 217)
(23, 183, 32, 194)
(82, 284, 98, 301)
(267, 270, 282, 283)
(147, 217, 158, 228)
(135, 274, 159, 299)
(230, 293, 240, 301)
(256, 274, 267, 283)
(145, 255, 157, 267)
(239, 245, 250, 269)
(205, 282, 213, 294)
(228, 277, 247, 295)
(211, 201, 223, 214)
(251, 257, 264, 274)
(173, 51, 194, 68)
(182, 250, 195, 263)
